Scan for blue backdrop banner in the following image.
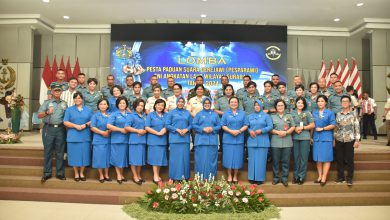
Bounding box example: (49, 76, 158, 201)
(111, 41, 287, 97)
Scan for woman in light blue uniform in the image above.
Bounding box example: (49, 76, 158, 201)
(312, 95, 336, 186)
(291, 97, 315, 185)
(192, 97, 221, 180)
(165, 96, 192, 181)
(145, 99, 168, 184)
(90, 98, 112, 183)
(83, 78, 103, 112)
(64, 92, 93, 182)
(307, 82, 320, 112)
(107, 97, 129, 184)
(221, 97, 248, 184)
(270, 99, 296, 187)
(108, 85, 124, 113)
(125, 98, 147, 185)
(246, 100, 273, 185)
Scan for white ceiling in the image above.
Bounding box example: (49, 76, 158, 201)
(1, 0, 390, 28)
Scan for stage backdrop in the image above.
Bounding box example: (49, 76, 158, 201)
(111, 24, 287, 97)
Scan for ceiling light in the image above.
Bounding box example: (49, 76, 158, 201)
(63, 15, 70, 20)
(42, 0, 50, 2)
(200, 14, 207, 18)
(202, 0, 208, 2)
(333, 18, 340, 22)
(356, 3, 364, 7)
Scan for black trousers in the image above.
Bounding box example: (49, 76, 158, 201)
(362, 114, 377, 138)
(335, 140, 355, 180)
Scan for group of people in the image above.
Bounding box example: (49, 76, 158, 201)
(39, 69, 369, 187)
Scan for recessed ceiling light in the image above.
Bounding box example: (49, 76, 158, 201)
(42, 0, 50, 2)
(334, 18, 340, 22)
(63, 15, 70, 20)
(202, 0, 208, 2)
(200, 14, 207, 18)
(356, 3, 364, 7)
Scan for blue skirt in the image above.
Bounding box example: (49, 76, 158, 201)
(110, 143, 128, 168)
(68, 142, 91, 167)
(195, 145, 218, 179)
(147, 145, 168, 166)
(129, 144, 146, 166)
(222, 144, 244, 169)
(247, 147, 268, 181)
(313, 141, 333, 162)
(169, 143, 190, 180)
(92, 144, 110, 168)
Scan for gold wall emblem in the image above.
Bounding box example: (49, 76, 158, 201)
(0, 59, 17, 94)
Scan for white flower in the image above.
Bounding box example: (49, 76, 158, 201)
(172, 193, 178, 199)
(164, 195, 169, 200)
(233, 198, 239, 203)
(228, 191, 234, 196)
(222, 190, 227, 196)
(170, 188, 176, 192)
(180, 190, 186, 194)
(215, 202, 220, 207)
(242, 197, 248, 203)
(236, 191, 241, 196)
(181, 199, 187, 204)
(198, 195, 202, 200)
(180, 196, 183, 201)
(156, 188, 161, 193)
(163, 189, 170, 194)
(245, 190, 250, 196)
(193, 204, 198, 207)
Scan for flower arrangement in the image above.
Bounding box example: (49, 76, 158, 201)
(140, 174, 271, 214)
(0, 132, 21, 144)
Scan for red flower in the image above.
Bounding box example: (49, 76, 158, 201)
(191, 197, 196, 202)
(251, 191, 255, 196)
(189, 178, 193, 181)
(210, 195, 215, 200)
(231, 185, 237, 190)
(191, 190, 196, 194)
(217, 193, 223, 199)
(258, 197, 264, 202)
(250, 184, 256, 190)
(182, 193, 186, 198)
(241, 186, 246, 191)
(200, 183, 204, 187)
(257, 189, 264, 194)
(147, 190, 153, 195)
(215, 185, 221, 190)
(168, 179, 174, 186)
(201, 191, 207, 196)
(175, 183, 181, 191)
(153, 202, 159, 208)
(158, 181, 164, 189)
(238, 181, 243, 186)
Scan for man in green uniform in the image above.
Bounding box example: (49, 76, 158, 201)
(101, 74, 115, 99)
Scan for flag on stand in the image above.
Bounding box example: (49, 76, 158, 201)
(339, 59, 350, 87)
(59, 56, 66, 72)
(350, 58, 362, 99)
(73, 57, 81, 77)
(318, 60, 327, 80)
(65, 56, 72, 81)
(326, 60, 334, 87)
(51, 56, 58, 82)
(335, 59, 342, 79)
(39, 56, 52, 104)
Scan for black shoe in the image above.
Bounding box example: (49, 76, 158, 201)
(314, 179, 322, 184)
(298, 179, 304, 185)
(232, 180, 238, 184)
(99, 178, 105, 183)
(227, 180, 233, 184)
(249, 180, 257, 184)
(335, 178, 346, 184)
(104, 177, 112, 182)
(320, 181, 327, 186)
(80, 176, 86, 181)
(257, 181, 264, 185)
(140, 178, 145, 183)
(56, 175, 66, 180)
(41, 175, 51, 183)
(292, 178, 298, 184)
(117, 179, 123, 184)
(282, 181, 288, 187)
(122, 178, 128, 182)
(74, 177, 80, 182)
(272, 180, 280, 185)
(132, 178, 142, 185)
(153, 179, 162, 185)
(374, 137, 378, 140)
(347, 179, 353, 186)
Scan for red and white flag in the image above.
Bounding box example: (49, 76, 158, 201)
(39, 56, 52, 104)
(326, 60, 334, 87)
(335, 59, 342, 78)
(65, 56, 72, 81)
(59, 56, 66, 72)
(73, 57, 81, 77)
(51, 55, 58, 82)
(339, 59, 350, 87)
(318, 60, 327, 80)
(350, 58, 362, 99)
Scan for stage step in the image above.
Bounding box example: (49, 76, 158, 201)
(0, 165, 390, 181)
(1, 155, 390, 171)
(0, 186, 389, 206)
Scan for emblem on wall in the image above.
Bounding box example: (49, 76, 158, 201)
(265, 46, 281, 61)
(0, 59, 16, 94)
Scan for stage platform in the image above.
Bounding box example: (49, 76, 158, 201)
(0, 131, 389, 207)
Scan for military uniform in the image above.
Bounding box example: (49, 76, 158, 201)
(142, 86, 154, 99)
(329, 93, 348, 115)
(76, 84, 88, 94)
(123, 86, 134, 99)
(236, 88, 259, 101)
(242, 94, 261, 115)
(47, 81, 68, 95)
(214, 88, 225, 100)
(39, 86, 68, 180)
(162, 87, 174, 99)
(101, 85, 113, 99)
(127, 94, 147, 112)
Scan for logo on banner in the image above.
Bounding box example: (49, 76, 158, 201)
(265, 46, 281, 61)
